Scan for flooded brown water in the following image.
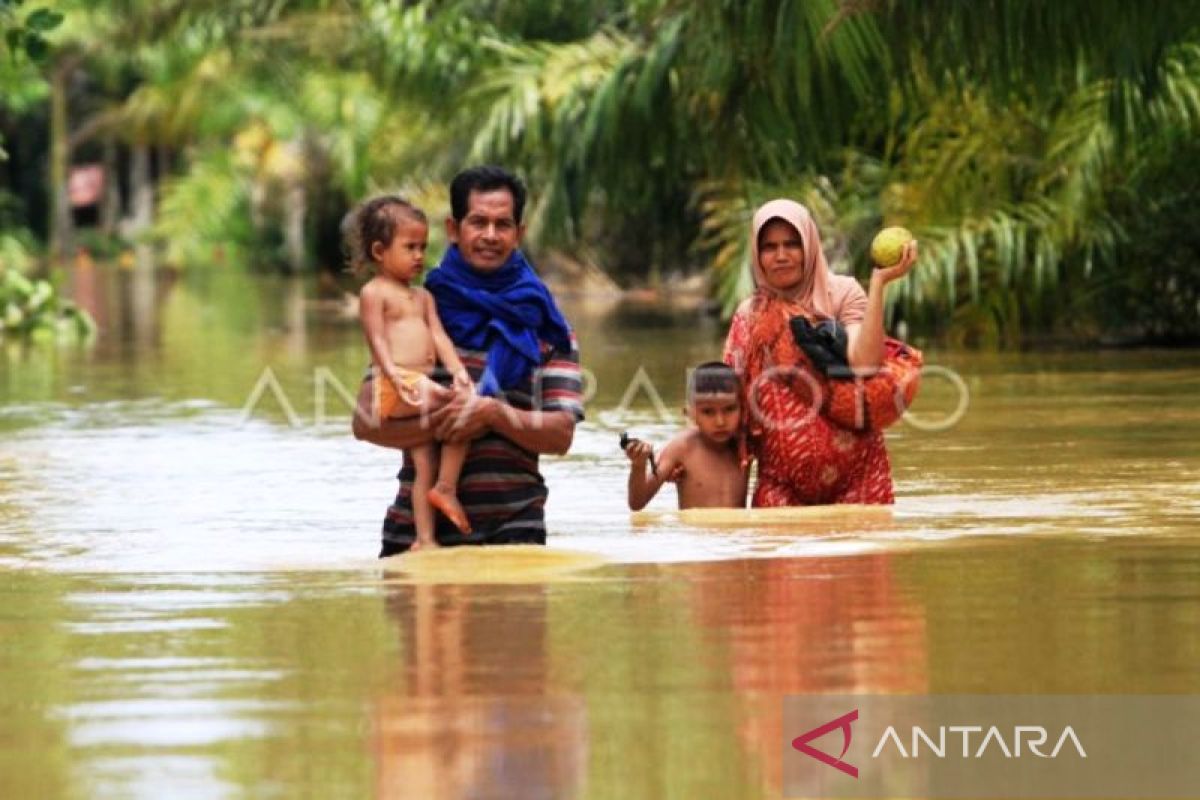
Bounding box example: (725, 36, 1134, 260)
(2, 265, 1199, 798)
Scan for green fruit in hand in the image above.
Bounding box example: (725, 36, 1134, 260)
(870, 226, 914, 267)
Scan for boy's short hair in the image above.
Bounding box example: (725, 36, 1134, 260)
(450, 165, 527, 223)
(687, 361, 741, 403)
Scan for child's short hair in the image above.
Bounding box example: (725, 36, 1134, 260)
(344, 195, 427, 277)
(687, 361, 741, 403)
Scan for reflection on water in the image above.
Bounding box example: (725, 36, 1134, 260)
(2, 264, 1200, 797)
(374, 583, 588, 799)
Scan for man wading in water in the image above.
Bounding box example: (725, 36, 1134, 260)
(352, 166, 584, 556)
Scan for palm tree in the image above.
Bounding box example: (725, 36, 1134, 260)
(35, 0, 331, 260)
(12, 0, 1199, 340)
(368, 0, 1200, 339)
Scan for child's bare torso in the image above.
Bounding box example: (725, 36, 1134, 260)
(672, 431, 747, 509)
(371, 278, 437, 371)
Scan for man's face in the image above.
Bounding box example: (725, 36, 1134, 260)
(445, 188, 524, 272)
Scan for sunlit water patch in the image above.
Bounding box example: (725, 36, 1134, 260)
(2, 388, 1197, 574)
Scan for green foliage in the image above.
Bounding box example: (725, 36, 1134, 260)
(0, 267, 95, 343)
(153, 148, 252, 267)
(6, 0, 1200, 342)
(0, 42, 47, 110)
(0, 1, 58, 160)
(0, 229, 37, 272)
(1095, 135, 1200, 342)
(1, 3, 63, 64)
(0, 191, 41, 271)
(875, 1, 1200, 98)
(358, 0, 1200, 340)
(693, 57, 1193, 337)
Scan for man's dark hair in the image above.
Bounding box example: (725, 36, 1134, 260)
(449, 165, 527, 223)
(688, 361, 741, 402)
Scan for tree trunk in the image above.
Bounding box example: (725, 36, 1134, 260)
(132, 243, 157, 345)
(284, 277, 308, 358)
(283, 178, 307, 272)
(48, 63, 74, 261)
(155, 145, 170, 191)
(249, 181, 266, 233)
(129, 143, 154, 235)
(100, 137, 121, 236)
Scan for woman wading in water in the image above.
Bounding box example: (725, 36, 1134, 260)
(723, 199, 922, 506)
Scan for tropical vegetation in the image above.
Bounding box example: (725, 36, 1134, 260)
(0, 267, 93, 342)
(2, 0, 1198, 344)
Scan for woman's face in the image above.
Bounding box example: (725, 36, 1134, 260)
(757, 218, 806, 293)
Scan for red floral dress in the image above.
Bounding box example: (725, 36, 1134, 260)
(724, 297, 896, 506)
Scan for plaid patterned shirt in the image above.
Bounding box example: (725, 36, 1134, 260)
(380, 335, 584, 554)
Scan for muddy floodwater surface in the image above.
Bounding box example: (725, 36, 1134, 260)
(2, 265, 1199, 798)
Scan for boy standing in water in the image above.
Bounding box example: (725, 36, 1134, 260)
(350, 196, 474, 549)
(624, 362, 749, 510)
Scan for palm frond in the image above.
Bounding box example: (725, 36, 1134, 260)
(153, 148, 250, 265)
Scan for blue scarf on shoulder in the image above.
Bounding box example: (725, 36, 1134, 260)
(424, 246, 573, 396)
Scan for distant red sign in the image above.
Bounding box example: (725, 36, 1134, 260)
(68, 164, 105, 207)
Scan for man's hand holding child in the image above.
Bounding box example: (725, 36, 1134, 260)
(451, 369, 475, 395)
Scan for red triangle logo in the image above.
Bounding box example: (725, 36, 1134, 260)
(791, 709, 859, 779)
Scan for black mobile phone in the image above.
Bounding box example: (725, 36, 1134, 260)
(619, 431, 657, 476)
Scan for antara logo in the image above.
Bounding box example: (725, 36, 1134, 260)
(792, 709, 860, 778)
(871, 725, 1087, 759)
(792, 711, 1089, 779)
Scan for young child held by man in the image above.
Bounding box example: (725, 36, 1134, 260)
(349, 195, 474, 550)
(624, 361, 748, 510)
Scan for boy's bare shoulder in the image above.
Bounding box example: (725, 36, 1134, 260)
(662, 429, 702, 458)
(360, 276, 387, 299)
(361, 276, 419, 306)
(674, 429, 740, 466)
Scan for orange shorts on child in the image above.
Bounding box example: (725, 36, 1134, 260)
(372, 366, 430, 420)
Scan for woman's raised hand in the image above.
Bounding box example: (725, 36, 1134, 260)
(873, 240, 919, 285)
